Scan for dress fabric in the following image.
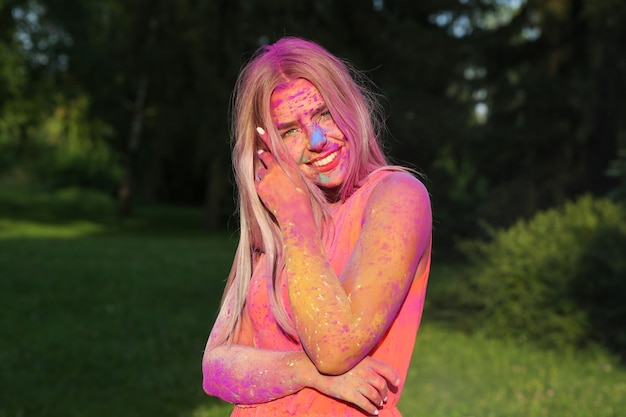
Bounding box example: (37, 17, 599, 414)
(231, 170, 431, 417)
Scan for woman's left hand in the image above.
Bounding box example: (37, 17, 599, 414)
(312, 356, 400, 416)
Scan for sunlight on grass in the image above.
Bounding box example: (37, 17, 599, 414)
(0, 218, 105, 238)
(1, 188, 624, 417)
(188, 403, 233, 417)
(186, 324, 626, 417)
(402, 324, 626, 417)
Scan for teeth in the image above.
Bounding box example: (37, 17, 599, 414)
(312, 150, 339, 167)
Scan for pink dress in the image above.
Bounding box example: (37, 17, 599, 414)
(232, 170, 431, 416)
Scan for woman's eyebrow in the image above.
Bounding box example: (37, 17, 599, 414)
(312, 104, 329, 116)
(275, 104, 329, 131)
(275, 120, 299, 131)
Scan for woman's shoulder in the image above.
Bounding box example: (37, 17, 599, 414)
(365, 169, 430, 214)
(341, 169, 428, 219)
(369, 169, 429, 197)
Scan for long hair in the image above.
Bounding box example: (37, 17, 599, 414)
(212, 37, 392, 346)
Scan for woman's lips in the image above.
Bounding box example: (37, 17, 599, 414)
(308, 147, 342, 172)
(312, 150, 339, 167)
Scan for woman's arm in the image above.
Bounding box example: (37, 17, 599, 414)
(202, 308, 399, 415)
(203, 342, 317, 404)
(256, 149, 432, 375)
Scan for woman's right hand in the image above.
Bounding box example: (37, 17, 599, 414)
(313, 356, 400, 416)
(254, 127, 312, 223)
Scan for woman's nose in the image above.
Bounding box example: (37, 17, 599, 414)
(308, 125, 327, 151)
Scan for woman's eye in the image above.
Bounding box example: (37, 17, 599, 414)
(281, 128, 298, 138)
(318, 110, 335, 127)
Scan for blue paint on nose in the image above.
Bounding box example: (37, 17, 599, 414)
(311, 126, 325, 147)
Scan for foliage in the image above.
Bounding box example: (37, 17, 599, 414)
(0, 185, 115, 220)
(469, 0, 626, 229)
(0, 2, 120, 191)
(431, 195, 626, 357)
(33, 95, 121, 189)
(606, 134, 626, 201)
(0, 189, 625, 417)
(0, 185, 217, 239)
(1, 216, 624, 416)
(2, 0, 626, 241)
(1, 93, 121, 190)
(0, 34, 37, 174)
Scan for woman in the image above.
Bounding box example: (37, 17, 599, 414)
(202, 37, 432, 416)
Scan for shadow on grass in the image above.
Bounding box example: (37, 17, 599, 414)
(0, 235, 237, 417)
(0, 185, 237, 239)
(0, 187, 240, 416)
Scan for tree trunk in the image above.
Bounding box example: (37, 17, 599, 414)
(201, 0, 236, 231)
(117, 75, 148, 217)
(116, 15, 158, 217)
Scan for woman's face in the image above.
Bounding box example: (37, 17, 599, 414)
(269, 78, 350, 193)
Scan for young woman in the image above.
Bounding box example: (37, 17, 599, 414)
(202, 37, 432, 417)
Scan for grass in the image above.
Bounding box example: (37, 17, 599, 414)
(1, 187, 625, 417)
(403, 326, 625, 417)
(0, 235, 237, 417)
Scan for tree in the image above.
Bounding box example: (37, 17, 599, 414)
(473, 0, 626, 225)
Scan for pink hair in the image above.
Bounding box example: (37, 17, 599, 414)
(213, 37, 394, 345)
(244, 37, 390, 198)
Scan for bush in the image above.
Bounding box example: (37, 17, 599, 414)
(0, 93, 121, 192)
(0, 186, 116, 221)
(433, 195, 626, 356)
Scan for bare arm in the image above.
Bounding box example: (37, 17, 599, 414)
(256, 147, 432, 375)
(203, 343, 316, 404)
(202, 293, 399, 414)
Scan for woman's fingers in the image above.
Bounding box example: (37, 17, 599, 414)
(316, 361, 394, 416)
(350, 357, 400, 411)
(256, 126, 267, 138)
(252, 125, 311, 218)
(350, 393, 381, 416)
(367, 374, 388, 404)
(255, 126, 278, 174)
(255, 150, 277, 184)
(365, 356, 401, 387)
(256, 166, 268, 182)
(255, 127, 271, 181)
(256, 126, 271, 153)
(345, 386, 382, 416)
(360, 383, 384, 411)
(256, 149, 275, 168)
(346, 359, 397, 414)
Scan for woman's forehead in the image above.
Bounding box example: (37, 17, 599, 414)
(270, 79, 324, 113)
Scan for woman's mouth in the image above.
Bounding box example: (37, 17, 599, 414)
(311, 149, 340, 168)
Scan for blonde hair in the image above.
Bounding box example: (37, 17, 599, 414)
(213, 37, 392, 346)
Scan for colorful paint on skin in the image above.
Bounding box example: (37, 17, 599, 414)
(254, 153, 432, 366)
(204, 78, 432, 415)
(269, 78, 350, 193)
(203, 169, 432, 416)
(311, 125, 326, 148)
(318, 173, 331, 185)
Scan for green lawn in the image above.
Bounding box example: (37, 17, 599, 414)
(1, 188, 624, 417)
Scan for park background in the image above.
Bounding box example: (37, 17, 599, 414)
(1, 0, 625, 416)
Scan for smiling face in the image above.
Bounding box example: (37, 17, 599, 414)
(270, 78, 350, 197)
